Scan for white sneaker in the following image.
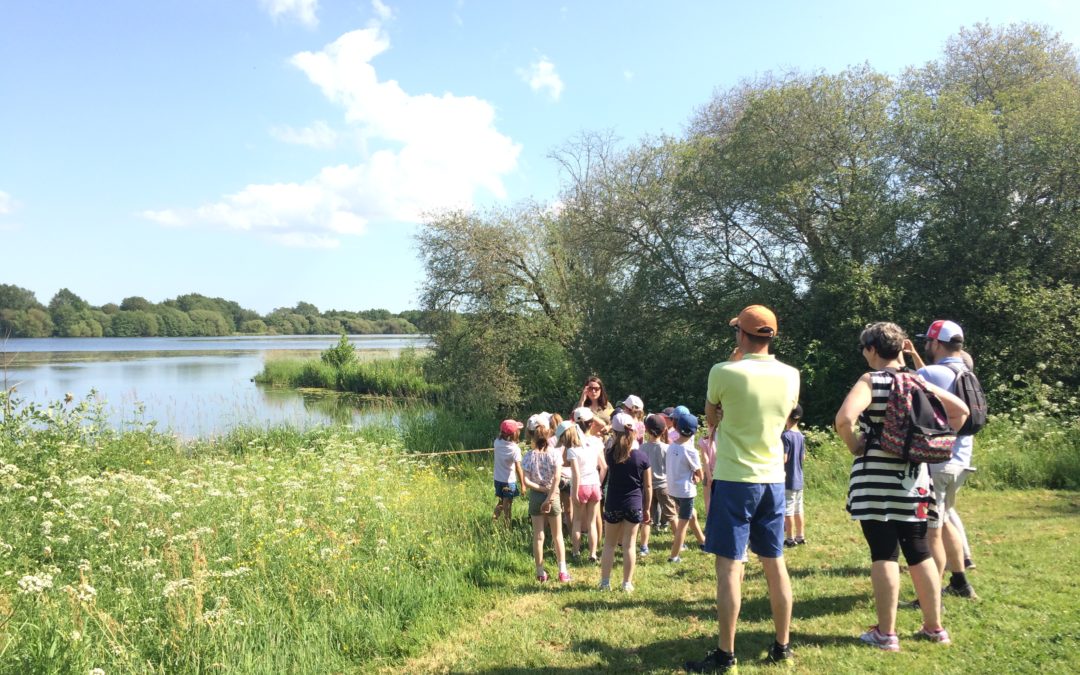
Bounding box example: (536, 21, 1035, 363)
(621, 581, 634, 592)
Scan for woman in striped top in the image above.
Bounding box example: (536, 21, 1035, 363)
(835, 322, 969, 651)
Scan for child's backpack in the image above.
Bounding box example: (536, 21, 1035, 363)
(878, 368, 956, 463)
(943, 363, 988, 436)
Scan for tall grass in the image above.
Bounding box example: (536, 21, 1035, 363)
(0, 393, 523, 672)
(255, 351, 443, 400)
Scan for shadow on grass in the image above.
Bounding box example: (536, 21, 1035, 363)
(562, 591, 865, 623)
(786, 564, 869, 579)
(471, 629, 859, 674)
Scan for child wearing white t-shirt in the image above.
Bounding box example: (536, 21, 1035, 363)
(493, 419, 526, 526)
(665, 412, 706, 562)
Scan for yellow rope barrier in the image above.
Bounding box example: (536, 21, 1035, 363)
(401, 447, 494, 457)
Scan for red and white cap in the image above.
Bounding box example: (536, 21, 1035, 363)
(500, 419, 524, 435)
(918, 320, 964, 343)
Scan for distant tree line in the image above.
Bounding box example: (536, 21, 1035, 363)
(0, 286, 440, 338)
(417, 24, 1080, 425)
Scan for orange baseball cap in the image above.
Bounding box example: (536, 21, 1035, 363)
(729, 305, 778, 337)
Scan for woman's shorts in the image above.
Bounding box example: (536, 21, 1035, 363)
(784, 489, 804, 517)
(674, 496, 697, 521)
(577, 484, 602, 504)
(603, 508, 643, 525)
(494, 480, 520, 499)
(860, 519, 931, 564)
(559, 477, 572, 494)
(529, 490, 564, 517)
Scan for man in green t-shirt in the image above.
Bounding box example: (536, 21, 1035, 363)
(685, 305, 799, 673)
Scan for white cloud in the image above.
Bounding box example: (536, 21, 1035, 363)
(145, 23, 520, 247)
(371, 0, 393, 21)
(519, 57, 564, 101)
(269, 120, 339, 149)
(0, 190, 14, 216)
(261, 0, 319, 28)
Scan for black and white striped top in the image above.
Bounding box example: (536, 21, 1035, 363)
(846, 370, 936, 523)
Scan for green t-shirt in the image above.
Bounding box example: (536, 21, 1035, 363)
(706, 354, 800, 483)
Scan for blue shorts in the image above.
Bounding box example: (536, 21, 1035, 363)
(674, 496, 696, 521)
(494, 480, 520, 499)
(703, 480, 785, 560)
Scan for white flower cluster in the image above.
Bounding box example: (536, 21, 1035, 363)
(17, 572, 54, 595)
(161, 578, 193, 598)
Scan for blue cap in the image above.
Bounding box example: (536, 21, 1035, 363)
(675, 412, 698, 437)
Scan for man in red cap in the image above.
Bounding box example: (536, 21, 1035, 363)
(687, 305, 800, 672)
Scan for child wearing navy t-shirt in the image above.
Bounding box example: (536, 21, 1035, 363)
(782, 404, 806, 547)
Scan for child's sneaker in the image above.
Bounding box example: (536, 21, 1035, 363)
(588, 555, 600, 564)
(536, 571, 549, 583)
(794, 536, 806, 545)
(914, 626, 951, 645)
(557, 571, 572, 583)
(859, 626, 900, 651)
(639, 545, 649, 556)
(964, 557, 976, 570)
(668, 555, 682, 563)
(621, 581, 635, 592)
(783, 538, 797, 548)
(597, 579, 611, 591)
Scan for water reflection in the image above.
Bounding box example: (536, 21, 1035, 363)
(3, 335, 431, 438)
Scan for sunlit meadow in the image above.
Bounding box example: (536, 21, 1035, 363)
(0, 392, 515, 673)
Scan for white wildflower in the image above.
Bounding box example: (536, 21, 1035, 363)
(89, 668, 105, 675)
(17, 573, 54, 594)
(70, 630, 82, 641)
(162, 578, 193, 598)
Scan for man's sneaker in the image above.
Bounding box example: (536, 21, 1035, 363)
(859, 626, 900, 652)
(794, 536, 806, 545)
(536, 571, 549, 583)
(668, 555, 682, 563)
(964, 557, 976, 570)
(943, 583, 978, 599)
(766, 641, 793, 665)
(557, 571, 572, 583)
(621, 581, 635, 592)
(639, 545, 649, 556)
(684, 648, 737, 673)
(783, 538, 797, 548)
(597, 580, 611, 591)
(914, 626, 951, 645)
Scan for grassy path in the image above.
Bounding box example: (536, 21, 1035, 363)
(394, 489, 1080, 674)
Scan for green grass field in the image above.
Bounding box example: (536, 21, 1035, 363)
(398, 488, 1080, 674)
(1, 395, 1077, 673)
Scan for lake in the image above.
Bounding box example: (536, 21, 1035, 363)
(0, 335, 431, 438)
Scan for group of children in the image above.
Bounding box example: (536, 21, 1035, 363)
(492, 387, 808, 590)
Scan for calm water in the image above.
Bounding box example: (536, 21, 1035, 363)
(1, 335, 431, 438)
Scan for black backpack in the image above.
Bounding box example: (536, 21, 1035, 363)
(944, 362, 987, 436)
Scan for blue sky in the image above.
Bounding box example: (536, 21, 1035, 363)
(2, 0, 1077, 314)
